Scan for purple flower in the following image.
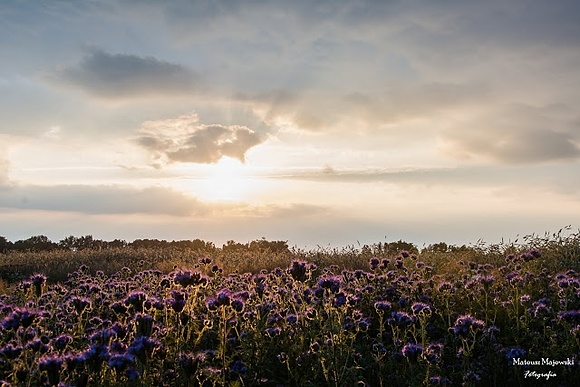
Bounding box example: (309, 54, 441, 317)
(558, 310, 580, 324)
(503, 347, 526, 360)
(231, 298, 245, 312)
(388, 311, 415, 327)
(501, 300, 512, 308)
(373, 342, 387, 356)
(411, 302, 432, 316)
(173, 270, 209, 287)
(505, 272, 523, 285)
(125, 367, 140, 381)
(333, 292, 348, 307)
(124, 291, 147, 312)
(70, 297, 91, 314)
(398, 297, 409, 308)
(463, 370, 481, 382)
(38, 354, 62, 386)
(437, 282, 453, 292)
(168, 289, 187, 313)
(144, 296, 165, 310)
(81, 343, 110, 366)
(64, 351, 85, 371)
(484, 325, 500, 340)
(89, 328, 116, 343)
(401, 343, 423, 360)
(108, 353, 135, 372)
(134, 313, 154, 337)
(289, 260, 310, 282)
(264, 327, 281, 337)
(450, 314, 485, 337)
(476, 275, 495, 286)
(127, 336, 163, 360)
(357, 317, 371, 331)
(528, 300, 552, 318)
(267, 313, 283, 325)
(369, 257, 380, 271)
(52, 334, 73, 350)
(25, 339, 49, 353)
(424, 343, 444, 364)
(429, 376, 452, 385)
(0, 343, 23, 359)
(109, 340, 127, 354)
(318, 276, 341, 293)
(30, 273, 47, 295)
(229, 359, 248, 375)
(217, 288, 233, 306)
(110, 301, 128, 315)
(529, 248, 542, 258)
(178, 352, 206, 376)
(374, 301, 392, 313)
(1, 307, 38, 330)
(310, 341, 321, 352)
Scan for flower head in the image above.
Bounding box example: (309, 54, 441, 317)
(173, 270, 209, 287)
(411, 302, 432, 316)
(450, 314, 485, 337)
(388, 311, 415, 327)
(401, 343, 423, 360)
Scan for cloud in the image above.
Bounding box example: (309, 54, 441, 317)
(236, 82, 490, 133)
(0, 158, 10, 189)
(443, 128, 580, 164)
(49, 48, 197, 98)
(0, 184, 206, 216)
(241, 203, 330, 219)
(440, 104, 580, 164)
(136, 113, 263, 165)
(266, 162, 580, 197)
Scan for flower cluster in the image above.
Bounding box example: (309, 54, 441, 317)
(0, 244, 579, 386)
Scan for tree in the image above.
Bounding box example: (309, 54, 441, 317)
(13, 235, 57, 252)
(248, 239, 289, 253)
(106, 239, 128, 249)
(0, 236, 12, 253)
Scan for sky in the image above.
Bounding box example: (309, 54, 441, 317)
(1, 0, 580, 249)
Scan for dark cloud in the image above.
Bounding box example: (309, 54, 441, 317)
(0, 184, 206, 216)
(50, 48, 197, 98)
(136, 113, 263, 165)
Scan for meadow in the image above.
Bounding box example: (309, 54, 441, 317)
(0, 229, 579, 386)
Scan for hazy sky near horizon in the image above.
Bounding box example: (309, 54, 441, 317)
(1, 0, 580, 248)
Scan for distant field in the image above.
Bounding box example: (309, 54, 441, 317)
(0, 230, 579, 386)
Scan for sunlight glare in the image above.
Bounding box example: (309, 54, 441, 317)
(196, 157, 255, 202)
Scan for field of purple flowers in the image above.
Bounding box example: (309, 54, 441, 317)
(1, 233, 580, 386)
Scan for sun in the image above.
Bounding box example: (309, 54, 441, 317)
(195, 157, 256, 202)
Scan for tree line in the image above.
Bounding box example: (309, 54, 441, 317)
(0, 234, 475, 256)
(0, 234, 296, 254)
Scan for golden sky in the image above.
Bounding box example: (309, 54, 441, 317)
(1, 1, 580, 247)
